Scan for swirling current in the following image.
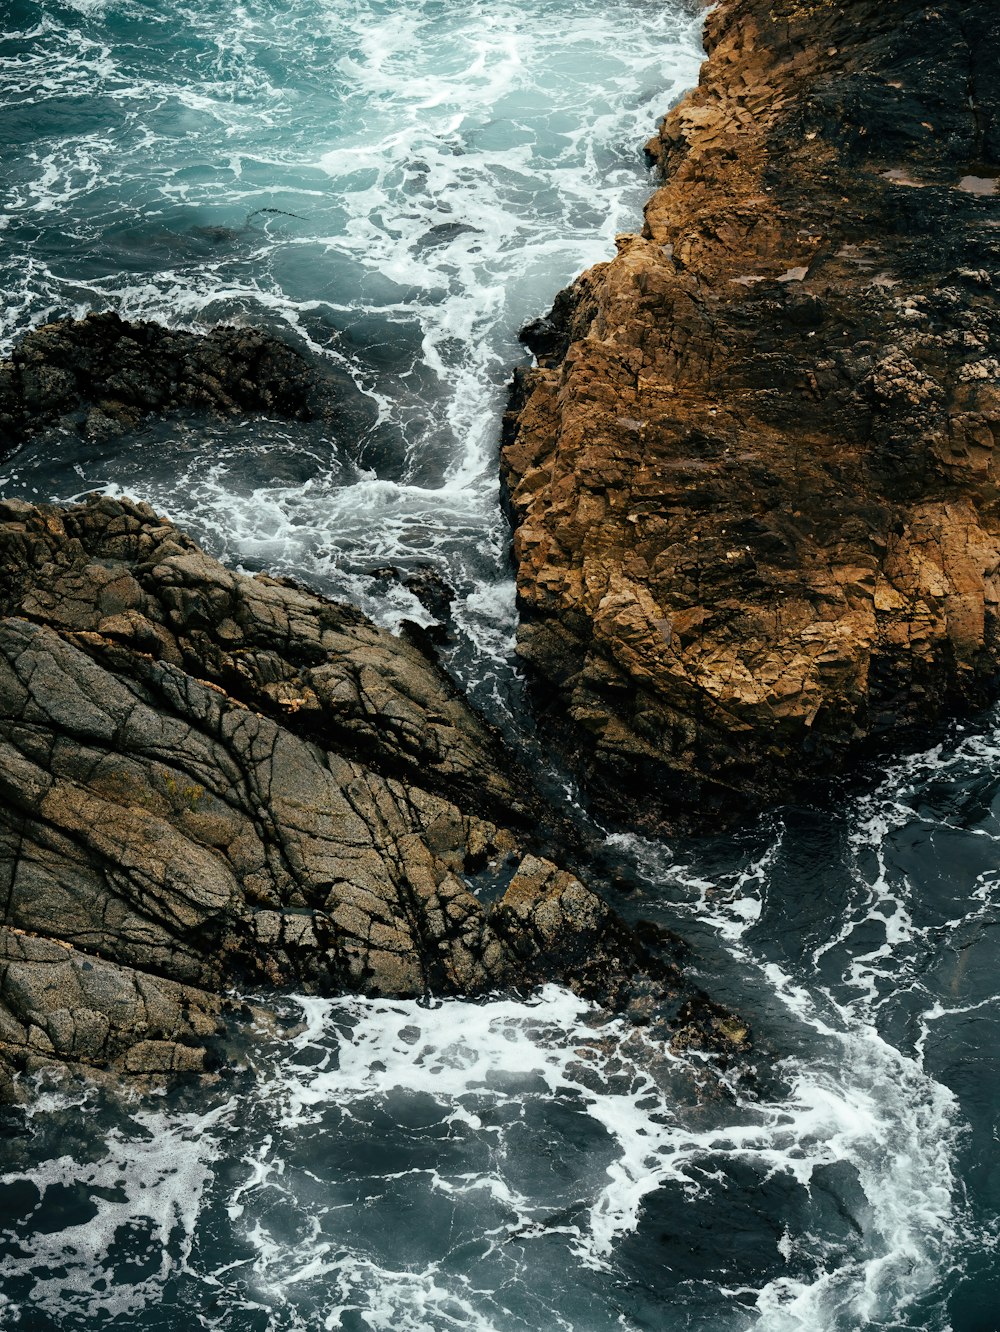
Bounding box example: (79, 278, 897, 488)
(0, 2, 997, 1329)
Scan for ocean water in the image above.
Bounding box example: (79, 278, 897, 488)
(1, 2, 998, 1330)
(0, 0, 702, 711)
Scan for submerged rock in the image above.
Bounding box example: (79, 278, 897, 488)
(0, 496, 744, 1094)
(0, 311, 375, 454)
(502, 0, 1000, 832)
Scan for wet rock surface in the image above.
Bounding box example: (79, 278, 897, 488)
(0, 496, 743, 1094)
(502, 0, 1000, 832)
(0, 311, 375, 454)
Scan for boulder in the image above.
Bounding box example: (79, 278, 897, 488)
(0, 311, 374, 453)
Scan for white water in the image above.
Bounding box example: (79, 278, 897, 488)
(1, 0, 703, 675)
(601, 709, 1000, 1331)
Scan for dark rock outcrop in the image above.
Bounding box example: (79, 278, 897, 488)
(0, 496, 745, 1094)
(0, 312, 374, 453)
(502, 0, 1000, 832)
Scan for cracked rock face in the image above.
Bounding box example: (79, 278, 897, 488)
(502, 0, 1000, 832)
(0, 496, 743, 1094)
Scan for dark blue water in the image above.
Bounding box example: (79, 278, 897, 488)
(1, 3, 997, 1329)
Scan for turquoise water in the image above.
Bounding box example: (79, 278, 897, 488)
(0, 0, 701, 683)
(1, 3, 998, 1330)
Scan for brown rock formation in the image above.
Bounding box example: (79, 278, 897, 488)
(502, 0, 1000, 831)
(0, 496, 742, 1095)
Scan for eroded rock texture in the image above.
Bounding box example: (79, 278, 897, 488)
(0, 311, 374, 453)
(0, 497, 740, 1094)
(502, 0, 1000, 831)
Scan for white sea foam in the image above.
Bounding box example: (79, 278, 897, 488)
(605, 803, 971, 1331)
(1, 1087, 231, 1322)
(0, 989, 739, 1330)
(246, 987, 700, 1267)
(1, 0, 703, 707)
(3, 969, 964, 1331)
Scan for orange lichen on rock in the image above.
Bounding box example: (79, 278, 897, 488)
(502, 0, 1000, 830)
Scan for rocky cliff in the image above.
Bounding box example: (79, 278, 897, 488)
(0, 496, 743, 1096)
(502, 0, 1000, 831)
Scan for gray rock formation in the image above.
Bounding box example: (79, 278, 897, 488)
(0, 312, 374, 454)
(0, 496, 746, 1095)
